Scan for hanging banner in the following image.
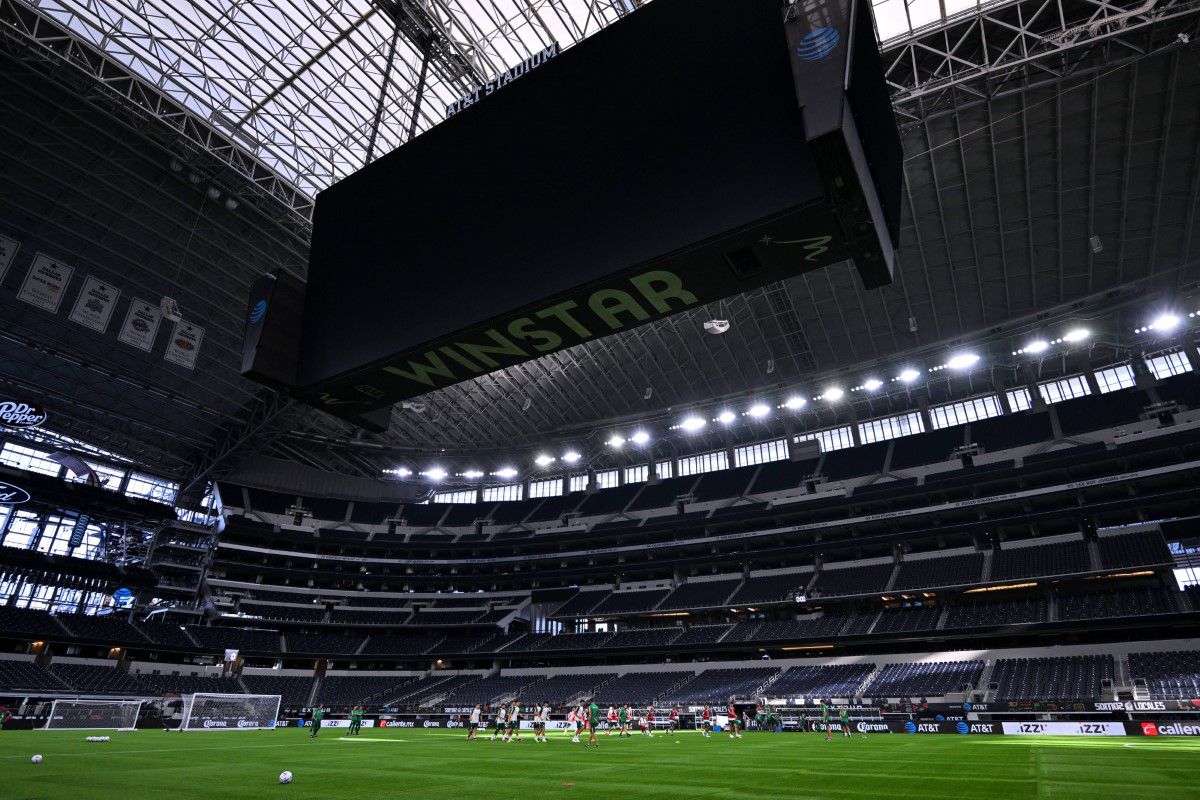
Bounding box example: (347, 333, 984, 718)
(117, 297, 163, 352)
(68, 275, 121, 333)
(164, 320, 204, 369)
(0, 232, 19, 284)
(17, 253, 74, 313)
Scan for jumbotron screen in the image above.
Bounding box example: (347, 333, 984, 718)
(245, 0, 902, 427)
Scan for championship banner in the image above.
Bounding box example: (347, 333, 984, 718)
(17, 252, 74, 313)
(0, 232, 18, 283)
(1001, 721, 1125, 736)
(117, 297, 163, 352)
(68, 275, 121, 333)
(163, 320, 204, 369)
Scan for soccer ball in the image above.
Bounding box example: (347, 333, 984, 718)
(279, 771, 293, 784)
(31, 755, 42, 764)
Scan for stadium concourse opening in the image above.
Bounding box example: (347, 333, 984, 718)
(2, 0, 1200, 796)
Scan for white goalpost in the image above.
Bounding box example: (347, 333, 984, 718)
(44, 699, 144, 731)
(178, 693, 281, 731)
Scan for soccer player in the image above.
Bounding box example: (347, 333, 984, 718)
(467, 704, 481, 740)
(820, 701, 832, 742)
(492, 703, 507, 741)
(839, 706, 852, 739)
(617, 704, 628, 737)
(576, 703, 587, 742)
(0, 705, 10, 731)
(606, 705, 617, 736)
(701, 704, 712, 737)
(506, 700, 521, 743)
(349, 704, 363, 736)
(308, 706, 323, 738)
(727, 702, 741, 739)
(538, 702, 551, 742)
(566, 706, 578, 741)
(668, 706, 679, 736)
(644, 704, 655, 737)
(586, 701, 601, 748)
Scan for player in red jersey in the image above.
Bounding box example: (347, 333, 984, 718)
(643, 705, 655, 737)
(606, 705, 617, 736)
(701, 704, 713, 737)
(668, 706, 679, 736)
(727, 702, 741, 739)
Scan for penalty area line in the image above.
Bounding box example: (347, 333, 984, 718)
(337, 737, 408, 742)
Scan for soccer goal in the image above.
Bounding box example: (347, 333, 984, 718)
(178, 693, 281, 731)
(44, 699, 144, 731)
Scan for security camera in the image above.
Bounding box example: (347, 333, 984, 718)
(703, 319, 730, 335)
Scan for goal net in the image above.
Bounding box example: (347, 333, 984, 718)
(45, 699, 144, 731)
(179, 693, 281, 731)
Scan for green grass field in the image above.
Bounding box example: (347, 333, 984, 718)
(4, 727, 1199, 800)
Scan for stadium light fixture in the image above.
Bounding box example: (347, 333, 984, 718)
(716, 410, 737, 424)
(1149, 314, 1180, 333)
(607, 435, 626, 448)
(822, 387, 845, 401)
(679, 416, 707, 432)
(782, 396, 807, 410)
(1016, 339, 1049, 355)
(422, 467, 448, 481)
(383, 467, 412, 477)
(747, 403, 770, 418)
(461, 469, 485, 479)
(562, 450, 582, 464)
(534, 454, 555, 467)
(493, 467, 518, 479)
(862, 378, 884, 392)
(630, 430, 650, 445)
(946, 353, 980, 370)
(896, 368, 921, 383)
(1062, 327, 1091, 342)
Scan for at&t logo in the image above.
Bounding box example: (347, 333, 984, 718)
(795, 27, 840, 62)
(249, 299, 268, 324)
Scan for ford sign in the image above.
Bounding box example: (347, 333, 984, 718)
(0, 401, 48, 429)
(0, 482, 31, 504)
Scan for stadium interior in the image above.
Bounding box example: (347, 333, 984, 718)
(2, 0, 1200, 796)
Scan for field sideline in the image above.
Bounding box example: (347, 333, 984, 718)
(3, 727, 1199, 800)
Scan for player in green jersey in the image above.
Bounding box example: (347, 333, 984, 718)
(309, 707, 324, 738)
(617, 705, 628, 737)
(586, 701, 601, 749)
(838, 707, 852, 739)
(820, 702, 832, 742)
(349, 705, 363, 736)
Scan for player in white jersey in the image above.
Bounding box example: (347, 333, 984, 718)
(575, 704, 587, 743)
(491, 704, 507, 741)
(606, 706, 617, 736)
(468, 704, 482, 740)
(537, 703, 552, 742)
(567, 707, 580, 742)
(505, 701, 521, 743)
